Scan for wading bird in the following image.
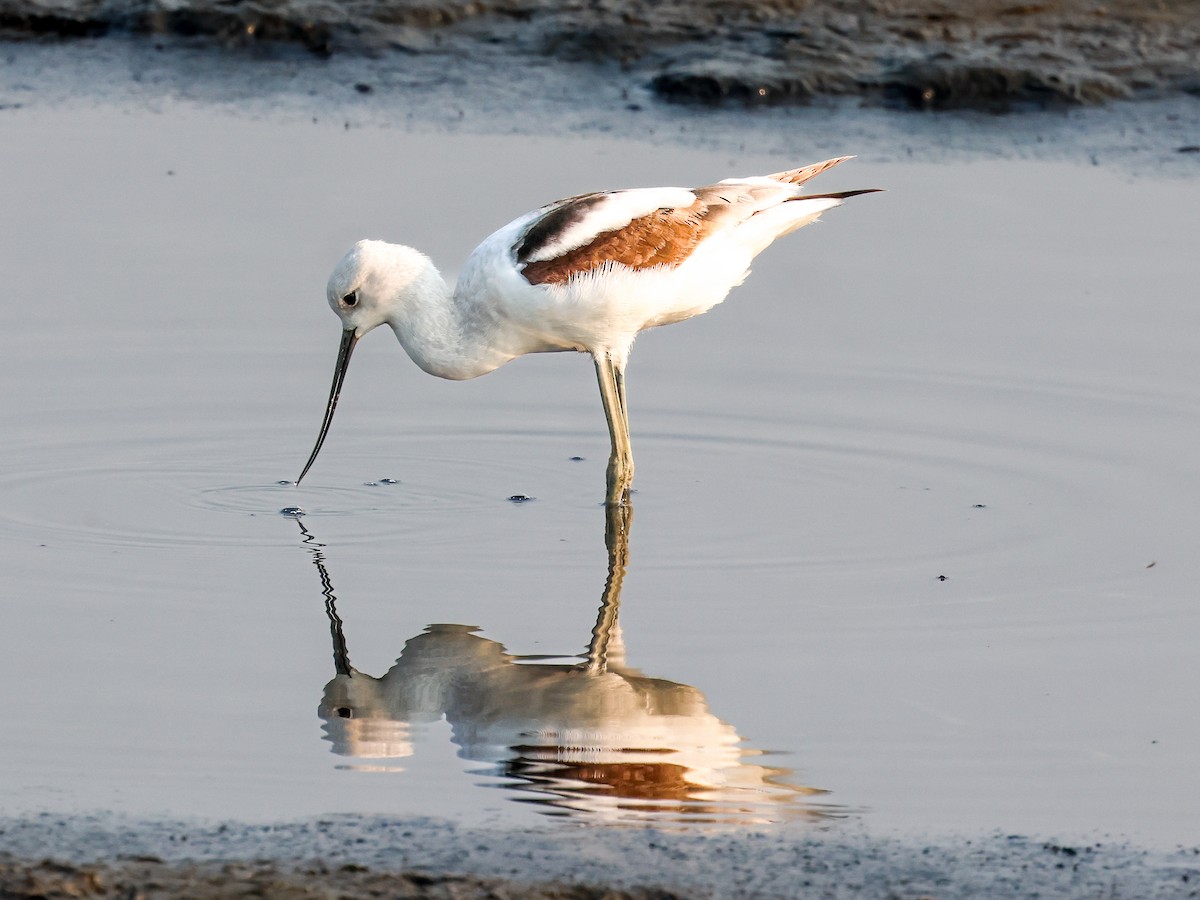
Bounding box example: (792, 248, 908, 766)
(298, 157, 878, 504)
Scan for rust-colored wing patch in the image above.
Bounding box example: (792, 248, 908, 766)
(520, 197, 718, 286)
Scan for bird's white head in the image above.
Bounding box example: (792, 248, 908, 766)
(297, 239, 438, 485)
(326, 239, 435, 339)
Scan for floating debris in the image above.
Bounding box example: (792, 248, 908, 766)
(279, 506, 305, 518)
(507, 494, 534, 504)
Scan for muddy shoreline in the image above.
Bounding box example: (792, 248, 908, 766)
(2, 814, 1197, 899)
(3, 0, 1199, 111)
(0, 854, 674, 899)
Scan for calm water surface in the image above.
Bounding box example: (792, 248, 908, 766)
(2, 102, 1198, 842)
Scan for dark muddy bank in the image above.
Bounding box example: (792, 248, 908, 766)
(0, 854, 677, 899)
(1, 816, 1197, 900)
(2, 0, 1199, 111)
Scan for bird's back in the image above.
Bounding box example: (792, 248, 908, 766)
(453, 158, 869, 363)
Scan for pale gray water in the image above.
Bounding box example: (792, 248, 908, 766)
(2, 74, 1199, 848)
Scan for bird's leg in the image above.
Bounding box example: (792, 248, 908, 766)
(595, 356, 634, 506)
(613, 363, 634, 495)
(595, 356, 626, 504)
(614, 365, 629, 432)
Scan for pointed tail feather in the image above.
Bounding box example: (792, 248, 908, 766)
(767, 156, 854, 186)
(794, 188, 884, 201)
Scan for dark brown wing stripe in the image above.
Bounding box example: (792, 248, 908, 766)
(521, 199, 717, 286)
(515, 193, 608, 266)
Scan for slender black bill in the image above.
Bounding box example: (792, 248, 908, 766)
(297, 328, 359, 485)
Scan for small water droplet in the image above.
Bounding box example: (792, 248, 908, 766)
(507, 494, 534, 504)
(379, 478, 399, 485)
(279, 506, 305, 518)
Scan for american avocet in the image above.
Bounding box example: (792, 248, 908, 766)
(298, 156, 878, 504)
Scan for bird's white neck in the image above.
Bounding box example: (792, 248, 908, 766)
(384, 257, 514, 381)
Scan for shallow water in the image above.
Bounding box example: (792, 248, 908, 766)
(2, 95, 1199, 844)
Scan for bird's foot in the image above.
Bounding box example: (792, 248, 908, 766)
(604, 476, 633, 508)
(604, 489, 632, 509)
(605, 456, 634, 508)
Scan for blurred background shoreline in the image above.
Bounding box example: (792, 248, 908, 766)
(3, 0, 1199, 112)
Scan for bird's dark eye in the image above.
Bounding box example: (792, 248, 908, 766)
(343, 291, 358, 307)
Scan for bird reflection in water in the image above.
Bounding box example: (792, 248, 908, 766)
(299, 507, 840, 824)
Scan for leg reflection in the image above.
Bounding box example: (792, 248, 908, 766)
(586, 501, 632, 674)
